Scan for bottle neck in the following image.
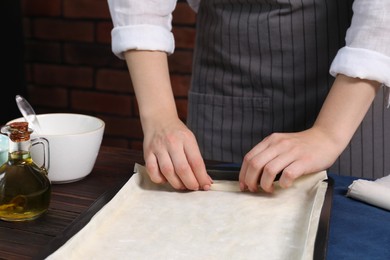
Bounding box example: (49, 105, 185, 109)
(9, 139, 32, 161)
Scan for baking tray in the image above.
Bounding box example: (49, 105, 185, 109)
(206, 164, 333, 260)
(36, 164, 333, 260)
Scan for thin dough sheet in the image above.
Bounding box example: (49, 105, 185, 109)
(47, 163, 328, 260)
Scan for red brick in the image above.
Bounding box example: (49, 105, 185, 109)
(173, 27, 196, 49)
(34, 64, 93, 88)
(97, 21, 113, 44)
(176, 99, 188, 120)
(96, 69, 133, 93)
(64, 0, 110, 19)
(25, 41, 61, 63)
(64, 43, 124, 67)
(27, 86, 68, 109)
(131, 97, 139, 117)
(22, 0, 61, 16)
(173, 3, 197, 25)
(21, 0, 197, 151)
(168, 50, 194, 73)
(171, 75, 191, 97)
(34, 18, 94, 42)
(99, 115, 143, 139)
(71, 91, 132, 116)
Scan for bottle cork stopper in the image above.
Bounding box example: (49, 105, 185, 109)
(8, 122, 31, 142)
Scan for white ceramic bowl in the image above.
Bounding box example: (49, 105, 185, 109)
(8, 113, 105, 183)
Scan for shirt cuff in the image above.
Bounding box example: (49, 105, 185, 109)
(330, 46, 390, 87)
(111, 24, 175, 60)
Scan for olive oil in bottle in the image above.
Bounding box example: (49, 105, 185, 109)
(0, 122, 51, 221)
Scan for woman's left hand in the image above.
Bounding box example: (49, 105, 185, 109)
(239, 128, 340, 193)
(239, 74, 381, 193)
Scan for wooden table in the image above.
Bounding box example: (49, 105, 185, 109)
(0, 146, 144, 260)
(5, 146, 387, 259)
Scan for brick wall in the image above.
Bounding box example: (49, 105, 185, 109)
(21, 0, 196, 151)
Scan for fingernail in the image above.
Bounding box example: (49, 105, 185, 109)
(282, 180, 291, 188)
(203, 184, 210, 191)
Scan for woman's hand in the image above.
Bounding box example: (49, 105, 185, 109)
(239, 128, 340, 193)
(240, 74, 381, 193)
(142, 116, 212, 191)
(124, 50, 212, 191)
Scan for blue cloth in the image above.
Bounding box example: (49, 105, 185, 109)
(327, 173, 390, 260)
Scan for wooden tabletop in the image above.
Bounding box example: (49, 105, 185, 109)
(0, 146, 144, 260)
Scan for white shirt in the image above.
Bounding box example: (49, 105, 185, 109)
(107, 0, 390, 88)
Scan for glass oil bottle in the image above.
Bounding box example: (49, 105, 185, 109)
(0, 122, 51, 221)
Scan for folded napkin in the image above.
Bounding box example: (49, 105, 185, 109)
(47, 164, 328, 260)
(346, 174, 390, 211)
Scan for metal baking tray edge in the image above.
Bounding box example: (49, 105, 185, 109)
(36, 167, 334, 260)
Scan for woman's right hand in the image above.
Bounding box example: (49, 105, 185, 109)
(142, 116, 212, 191)
(124, 50, 212, 191)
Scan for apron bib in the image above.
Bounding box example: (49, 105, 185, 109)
(188, 0, 353, 162)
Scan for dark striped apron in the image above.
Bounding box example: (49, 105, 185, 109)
(187, 0, 390, 178)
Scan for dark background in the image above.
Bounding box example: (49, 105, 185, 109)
(1, 0, 27, 123)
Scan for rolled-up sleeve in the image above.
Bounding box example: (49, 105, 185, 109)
(330, 0, 390, 87)
(107, 0, 178, 59)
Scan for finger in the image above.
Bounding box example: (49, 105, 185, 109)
(184, 141, 212, 191)
(239, 156, 249, 191)
(156, 152, 185, 190)
(259, 146, 312, 191)
(260, 155, 292, 193)
(170, 148, 201, 191)
(277, 159, 310, 189)
(239, 140, 272, 191)
(243, 146, 282, 192)
(144, 153, 167, 184)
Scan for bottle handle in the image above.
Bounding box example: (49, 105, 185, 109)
(31, 137, 50, 171)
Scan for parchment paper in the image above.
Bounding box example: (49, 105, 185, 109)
(46, 164, 328, 260)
